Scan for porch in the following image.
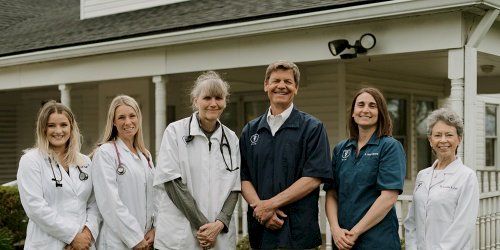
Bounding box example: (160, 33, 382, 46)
(234, 169, 500, 249)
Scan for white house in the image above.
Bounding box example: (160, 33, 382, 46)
(1, 0, 500, 248)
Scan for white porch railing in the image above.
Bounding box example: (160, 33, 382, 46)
(234, 170, 500, 249)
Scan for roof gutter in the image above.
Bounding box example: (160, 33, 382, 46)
(0, 0, 498, 67)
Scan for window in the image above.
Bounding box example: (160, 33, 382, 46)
(219, 93, 268, 135)
(416, 100, 434, 171)
(387, 97, 408, 178)
(387, 96, 436, 178)
(485, 104, 497, 166)
(387, 98, 407, 150)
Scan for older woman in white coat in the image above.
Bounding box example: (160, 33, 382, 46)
(91, 95, 155, 250)
(154, 71, 240, 250)
(404, 108, 479, 250)
(17, 100, 100, 250)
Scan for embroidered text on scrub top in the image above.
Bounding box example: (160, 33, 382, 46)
(266, 104, 294, 136)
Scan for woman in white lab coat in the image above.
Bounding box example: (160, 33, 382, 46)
(154, 71, 240, 250)
(404, 108, 479, 250)
(91, 95, 155, 250)
(17, 100, 100, 250)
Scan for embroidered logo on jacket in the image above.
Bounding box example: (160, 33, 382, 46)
(342, 149, 351, 160)
(250, 134, 259, 145)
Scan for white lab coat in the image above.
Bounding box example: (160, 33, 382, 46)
(404, 157, 479, 250)
(91, 138, 156, 249)
(154, 113, 241, 250)
(17, 149, 100, 250)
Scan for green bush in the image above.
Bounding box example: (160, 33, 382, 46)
(0, 186, 27, 247)
(0, 228, 15, 250)
(236, 235, 250, 250)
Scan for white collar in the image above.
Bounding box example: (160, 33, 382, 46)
(267, 103, 294, 121)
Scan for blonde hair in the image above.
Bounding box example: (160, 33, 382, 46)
(30, 100, 84, 165)
(92, 95, 149, 157)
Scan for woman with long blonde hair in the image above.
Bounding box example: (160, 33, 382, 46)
(17, 100, 100, 249)
(91, 95, 155, 250)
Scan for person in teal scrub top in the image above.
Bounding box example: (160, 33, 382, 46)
(324, 87, 406, 250)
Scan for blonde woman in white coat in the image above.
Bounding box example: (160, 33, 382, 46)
(91, 95, 156, 250)
(404, 108, 479, 250)
(154, 71, 240, 250)
(17, 100, 100, 250)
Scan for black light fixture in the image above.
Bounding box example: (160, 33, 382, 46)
(328, 33, 376, 59)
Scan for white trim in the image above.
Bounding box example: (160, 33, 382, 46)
(1, 0, 498, 67)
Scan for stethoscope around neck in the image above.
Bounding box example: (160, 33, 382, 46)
(48, 157, 88, 188)
(112, 139, 152, 175)
(183, 114, 239, 172)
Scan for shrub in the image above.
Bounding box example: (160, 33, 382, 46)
(0, 228, 14, 250)
(236, 235, 250, 250)
(0, 186, 27, 247)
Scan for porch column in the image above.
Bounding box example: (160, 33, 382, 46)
(463, 9, 499, 168)
(153, 75, 167, 160)
(448, 49, 464, 160)
(58, 84, 71, 108)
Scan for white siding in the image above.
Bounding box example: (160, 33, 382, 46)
(71, 84, 99, 155)
(81, 0, 188, 19)
(0, 88, 60, 184)
(0, 92, 19, 184)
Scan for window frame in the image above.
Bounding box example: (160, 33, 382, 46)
(485, 103, 498, 167)
(385, 93, 411, 179)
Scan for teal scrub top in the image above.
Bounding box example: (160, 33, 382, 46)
(324, 133, 406, 250)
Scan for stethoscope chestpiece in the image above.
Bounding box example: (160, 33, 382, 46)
(116, 163, 126, 175)
(79, 171, 88, 181)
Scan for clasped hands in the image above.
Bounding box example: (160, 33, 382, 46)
(132, 228, 155, 250)
(251, 199, 287, 230)
(65, 226, 93, 250)
(331, 226, 359, 250)
(196, 220, 224, 249)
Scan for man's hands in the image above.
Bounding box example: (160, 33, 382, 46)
(251, 200, 287, 230)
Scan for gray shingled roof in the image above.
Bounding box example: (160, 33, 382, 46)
(0, 0, 385, 57)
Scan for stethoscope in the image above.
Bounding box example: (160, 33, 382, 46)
(48, 157, 88, 188)
(112, 139, 153, 175)
(183, 114, 239, 172)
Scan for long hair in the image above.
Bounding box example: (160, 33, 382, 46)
(31, 100, 84, 165)
(92, 95, 149, 157)
(348, 87, 393, 139)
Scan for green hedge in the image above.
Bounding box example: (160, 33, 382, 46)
(0, 186, 27, 248)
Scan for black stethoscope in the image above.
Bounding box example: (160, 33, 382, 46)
(183, 114, 239, 172)
(112, 139, 153, 175)
(48, 157, 88, 188)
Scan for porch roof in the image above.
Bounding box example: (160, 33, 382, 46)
(0, 0, 383, 57)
